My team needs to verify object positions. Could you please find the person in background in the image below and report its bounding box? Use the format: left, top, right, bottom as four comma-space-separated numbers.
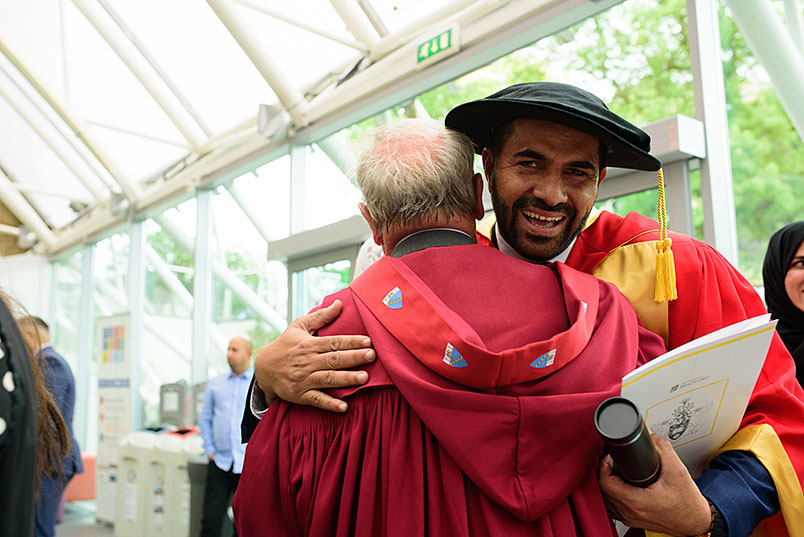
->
18, 316, 82, 537
353, 237, 384, 279
763, 220, 804, 386
199, 337, 254, 537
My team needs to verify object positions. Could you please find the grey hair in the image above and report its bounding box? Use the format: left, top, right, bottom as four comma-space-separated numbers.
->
356, 118, 476, 231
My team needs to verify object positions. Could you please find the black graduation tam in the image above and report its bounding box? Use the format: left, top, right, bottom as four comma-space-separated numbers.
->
445, 81, 661, 171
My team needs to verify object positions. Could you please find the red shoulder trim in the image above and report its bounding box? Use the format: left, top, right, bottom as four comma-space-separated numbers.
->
351, 257, 599, 389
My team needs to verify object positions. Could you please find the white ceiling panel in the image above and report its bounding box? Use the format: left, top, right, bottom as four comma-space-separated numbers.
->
103, 0, 280, 136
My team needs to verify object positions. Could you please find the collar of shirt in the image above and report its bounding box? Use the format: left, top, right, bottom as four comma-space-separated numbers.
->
35, 342, 52, 355
227, 366, 254, 380
494, 225, 576, 264
391, 228, 476, 258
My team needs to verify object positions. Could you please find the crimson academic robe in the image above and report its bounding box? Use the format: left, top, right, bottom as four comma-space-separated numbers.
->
234, 243, 666, 537
503, 209, 804, 535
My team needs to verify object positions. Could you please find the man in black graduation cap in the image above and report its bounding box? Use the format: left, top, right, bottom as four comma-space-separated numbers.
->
245, 82, 804, 537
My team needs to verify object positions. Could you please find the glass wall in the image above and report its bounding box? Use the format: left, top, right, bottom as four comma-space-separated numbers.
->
209, 183, 287, 376
288, 245, 356, 319
142, 204, 195, 425
291, 259, 352, 319
90, 232, 130, 451
51, 250, 83, 374
596, 189, 659, 221
719, 4, 804, 284
303, 143, 362, 231
244, 155, 292, 242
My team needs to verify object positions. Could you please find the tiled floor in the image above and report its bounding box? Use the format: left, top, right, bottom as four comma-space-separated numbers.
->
55, 500, 236, 537
56, 501, 113, 537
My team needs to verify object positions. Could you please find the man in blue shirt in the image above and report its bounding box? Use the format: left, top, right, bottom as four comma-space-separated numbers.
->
199, 337, 254, 537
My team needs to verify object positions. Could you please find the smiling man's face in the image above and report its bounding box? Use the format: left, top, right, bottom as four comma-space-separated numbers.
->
483, 119, 605, 262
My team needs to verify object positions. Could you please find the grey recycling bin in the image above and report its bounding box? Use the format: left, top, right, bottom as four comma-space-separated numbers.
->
187, 455, 235, 537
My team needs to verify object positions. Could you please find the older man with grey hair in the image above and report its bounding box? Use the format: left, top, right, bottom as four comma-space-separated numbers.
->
234, 118, 665, 536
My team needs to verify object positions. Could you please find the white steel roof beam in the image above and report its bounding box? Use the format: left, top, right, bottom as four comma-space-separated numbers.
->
0, 37, 143, 202
234, 0, 368, 51
0, 67, 107, 202
7, 182, 91, 203
0, 169, 57, 249
71, 0, 207, 147
86, 120, 193, 149
726, 0, 804, 143
206, 0, 310, 125
330, 0, 381, 51
356, 0, 389, 37
0, 223, 21, 237
784, 0, 804, 56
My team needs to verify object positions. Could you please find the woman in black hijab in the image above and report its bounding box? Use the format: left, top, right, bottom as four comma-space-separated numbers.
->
762, 221, 804, 386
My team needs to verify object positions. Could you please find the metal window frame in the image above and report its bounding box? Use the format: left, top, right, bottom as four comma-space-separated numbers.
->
191, 188, 212, 385
688, 0, 739, 265
127, 218, 144, 428
286, 243, 362, 320
75, 243, 94, 448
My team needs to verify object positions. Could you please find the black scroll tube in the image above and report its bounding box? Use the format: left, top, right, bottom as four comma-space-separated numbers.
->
594, 396, 662, 488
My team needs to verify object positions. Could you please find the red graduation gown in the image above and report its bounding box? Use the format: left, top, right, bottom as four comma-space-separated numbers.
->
234, 244, 666, 536
562, 210, 804, 533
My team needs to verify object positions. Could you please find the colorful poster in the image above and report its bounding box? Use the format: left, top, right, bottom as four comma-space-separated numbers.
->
95, 314, 133, 524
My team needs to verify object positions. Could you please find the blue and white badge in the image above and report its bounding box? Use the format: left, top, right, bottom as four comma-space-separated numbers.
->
530, 349, 556, 369
443, 343, 468, 368
382, 286, 403, 309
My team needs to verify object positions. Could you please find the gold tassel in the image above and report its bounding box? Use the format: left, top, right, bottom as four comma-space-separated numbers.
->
655, 238, 678, 302
654, 169, 678, 302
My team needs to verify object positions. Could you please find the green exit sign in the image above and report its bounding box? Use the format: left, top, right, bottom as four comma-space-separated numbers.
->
416, 25, 460, 67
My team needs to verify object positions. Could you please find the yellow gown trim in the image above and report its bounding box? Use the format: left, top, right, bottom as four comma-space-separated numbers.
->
647, 424, 803, 537
592, 241, 669, 346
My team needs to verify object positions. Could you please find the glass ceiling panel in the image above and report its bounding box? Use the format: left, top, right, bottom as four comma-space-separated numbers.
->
0, 91, 92, 228
62, 1, 188, 145
85, 124, 188, 186
0, 0, 67, 104
103, 0, 280, 137
225, 1, 358, 92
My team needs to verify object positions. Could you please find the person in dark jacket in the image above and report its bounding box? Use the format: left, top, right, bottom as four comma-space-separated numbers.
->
19, 316, 83, 537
